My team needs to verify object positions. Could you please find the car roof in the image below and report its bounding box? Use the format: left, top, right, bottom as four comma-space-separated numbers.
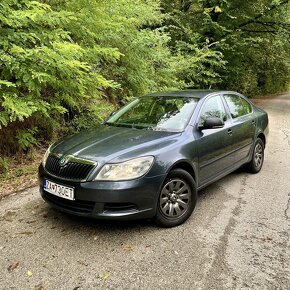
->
144, 90, 240, 99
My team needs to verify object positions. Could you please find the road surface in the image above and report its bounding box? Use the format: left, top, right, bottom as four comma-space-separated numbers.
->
0, 93, 289, 290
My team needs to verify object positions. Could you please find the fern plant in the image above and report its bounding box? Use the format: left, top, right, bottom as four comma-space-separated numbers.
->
16, 128, 39, 152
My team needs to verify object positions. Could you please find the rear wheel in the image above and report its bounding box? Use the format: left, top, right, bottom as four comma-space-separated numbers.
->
246, 138, 264, 173
154, 169, 197, 227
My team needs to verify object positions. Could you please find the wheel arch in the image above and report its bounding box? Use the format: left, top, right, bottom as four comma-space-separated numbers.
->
257, 132, 266, 148
167, 160, 197, 183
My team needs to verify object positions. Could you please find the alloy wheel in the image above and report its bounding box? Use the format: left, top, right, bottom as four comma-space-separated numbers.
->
254, 143, 263, 168
159, 178, 191, 218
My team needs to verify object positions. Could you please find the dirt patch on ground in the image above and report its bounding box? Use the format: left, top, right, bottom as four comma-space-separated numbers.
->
0, 149, 45, 200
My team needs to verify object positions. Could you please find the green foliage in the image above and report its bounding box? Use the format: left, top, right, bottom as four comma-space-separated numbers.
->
57, 0, 181, 100
160, 0, 290, 95
68, 100, 115, 133
0, 0, 289, 155
16, 127, 39, 151
0, 0, 117, 152
0, 157, 9, 176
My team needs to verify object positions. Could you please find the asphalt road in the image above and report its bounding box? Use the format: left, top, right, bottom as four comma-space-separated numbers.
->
0, 93, 289, 290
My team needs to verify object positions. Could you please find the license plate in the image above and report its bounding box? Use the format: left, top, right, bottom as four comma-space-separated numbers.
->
44, 179, 74, 201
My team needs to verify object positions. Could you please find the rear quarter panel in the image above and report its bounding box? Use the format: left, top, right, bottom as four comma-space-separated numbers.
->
254, 106, 269, 145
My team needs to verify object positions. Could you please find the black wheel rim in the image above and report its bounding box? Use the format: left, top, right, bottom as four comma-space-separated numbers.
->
159, 178, 191, 218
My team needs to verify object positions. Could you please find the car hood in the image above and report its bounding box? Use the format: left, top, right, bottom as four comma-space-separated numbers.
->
51, 125, 181, 163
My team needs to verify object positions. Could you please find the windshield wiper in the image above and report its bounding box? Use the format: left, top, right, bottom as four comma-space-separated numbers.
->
145, 126, 168, 132
104, 122, 135, 129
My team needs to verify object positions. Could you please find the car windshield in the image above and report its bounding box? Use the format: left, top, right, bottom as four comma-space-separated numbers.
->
105, 96, 199, 132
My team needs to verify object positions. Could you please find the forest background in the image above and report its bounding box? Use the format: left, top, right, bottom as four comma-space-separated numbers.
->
0, 0, 289, 188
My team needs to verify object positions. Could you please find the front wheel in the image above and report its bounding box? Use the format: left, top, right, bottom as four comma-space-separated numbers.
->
154, 169, 197, 227
246, 138, 264, 173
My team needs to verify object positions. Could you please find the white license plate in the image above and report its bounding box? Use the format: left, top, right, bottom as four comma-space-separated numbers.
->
44, 179, 74, 201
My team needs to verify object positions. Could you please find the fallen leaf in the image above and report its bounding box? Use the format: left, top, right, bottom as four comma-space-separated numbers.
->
34, 283, 47, 290
122, 244, 134, 252
26, 220, 37, 224
18, 231, 34, 236
102, 272, 110, 281
25, 203, 34, 210
27, 270, 33, 277
8, 261, 19, 272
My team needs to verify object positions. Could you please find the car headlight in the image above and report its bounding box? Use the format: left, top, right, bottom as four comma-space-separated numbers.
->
95, 156, 154, 181
42, 145, 52, 167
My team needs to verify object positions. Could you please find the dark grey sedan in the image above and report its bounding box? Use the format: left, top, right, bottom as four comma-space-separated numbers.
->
39, 90, 268, 227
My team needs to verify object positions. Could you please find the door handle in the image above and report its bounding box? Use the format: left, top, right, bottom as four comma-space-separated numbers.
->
251, 120, 256, 126
227, 129, 233, 136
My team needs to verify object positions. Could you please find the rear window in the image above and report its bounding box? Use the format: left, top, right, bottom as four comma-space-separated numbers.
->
224, 95, 252, 118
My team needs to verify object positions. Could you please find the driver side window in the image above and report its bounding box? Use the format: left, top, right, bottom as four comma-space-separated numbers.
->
199, 95, 226, 126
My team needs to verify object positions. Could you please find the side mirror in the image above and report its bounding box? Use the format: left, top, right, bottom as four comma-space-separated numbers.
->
199, 117, 224, 130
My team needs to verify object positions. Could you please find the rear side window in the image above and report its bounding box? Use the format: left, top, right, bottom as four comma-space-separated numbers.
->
224, 95, 252, 118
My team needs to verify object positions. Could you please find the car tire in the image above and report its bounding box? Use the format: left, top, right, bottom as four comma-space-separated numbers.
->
154, 169, 197, 227
246, 138, 264, 173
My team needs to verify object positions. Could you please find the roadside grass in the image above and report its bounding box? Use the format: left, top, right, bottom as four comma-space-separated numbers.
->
0, 149, 45, 199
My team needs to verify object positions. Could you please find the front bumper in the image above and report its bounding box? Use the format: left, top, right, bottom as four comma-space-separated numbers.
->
38, 164, 165, 220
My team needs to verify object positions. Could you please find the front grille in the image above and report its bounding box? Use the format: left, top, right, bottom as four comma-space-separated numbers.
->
42, 190, 95, 214
45, 155, 95, 180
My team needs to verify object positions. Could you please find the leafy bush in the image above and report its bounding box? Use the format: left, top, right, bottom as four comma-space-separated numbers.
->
16, 127, 39, 152
0, 0, 289, 156
161, 0, 290, 96
0, 0, 117, 153
0, 0, 181, 154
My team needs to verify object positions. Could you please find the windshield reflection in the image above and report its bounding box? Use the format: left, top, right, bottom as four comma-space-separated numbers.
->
106, 96, 199, 132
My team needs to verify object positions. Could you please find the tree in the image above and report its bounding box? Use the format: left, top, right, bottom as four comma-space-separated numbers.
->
0, 0, 120, 152
160, 0, 290, 95
0, 0, 178, 153
1, 0, 289, 154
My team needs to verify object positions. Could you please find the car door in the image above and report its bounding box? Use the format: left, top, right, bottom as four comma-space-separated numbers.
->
195, 95, 235, 185
223, 94, 256, 164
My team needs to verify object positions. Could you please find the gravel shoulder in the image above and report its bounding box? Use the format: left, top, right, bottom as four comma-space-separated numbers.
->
0, 93, 289, 290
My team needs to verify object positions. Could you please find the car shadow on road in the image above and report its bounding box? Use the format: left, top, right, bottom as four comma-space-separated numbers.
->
38, 202, 158, 235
